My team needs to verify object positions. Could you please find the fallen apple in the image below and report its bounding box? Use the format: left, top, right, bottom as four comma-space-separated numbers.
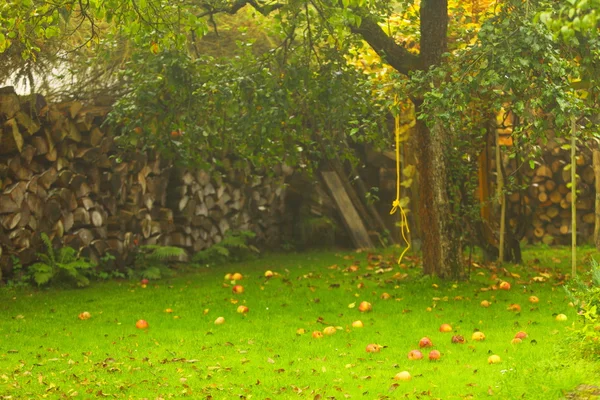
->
232, 272, 243, 281
451, 335, 465, 344
394, 371, 412, 381
407, 350, 423, 360
140, 279, 149, 285
232, 285, 244, 294
488, 354, 501, 364
365, 344, 381, 353
78, 311, 91, 320
556, 313, 568, 321
323, 326, 337, 335
352, 320, 364, 328
224, 273, 232, 280
439, 323, 453, 333
480, 300, 491, 308
236, 305, 249, 314
296, 328, 305, 335
514, 331, 528, 339
511, 338, 522, 345
529, 295, 539, 304
380, 292, 391, 300
312, 331, 323, 338
264, 270, 274, 278
165, 308, 173, 313
428, 350, 441, 361
471, 331, 485, 341
214, 316, 225, 325
418, 337, 433, 348
358, 301, 372, 312
136, 319, 149, 329
499, 281, 511, 290
508, 303, 521, 312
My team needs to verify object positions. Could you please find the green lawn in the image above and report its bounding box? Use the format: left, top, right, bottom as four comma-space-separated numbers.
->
1, 246, 599, 399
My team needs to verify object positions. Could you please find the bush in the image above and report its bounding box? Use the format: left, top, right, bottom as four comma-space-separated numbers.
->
192, 230, 259, 266
28, 233, 96, 287
130, 245, 187, 280
564, 258, 600, 359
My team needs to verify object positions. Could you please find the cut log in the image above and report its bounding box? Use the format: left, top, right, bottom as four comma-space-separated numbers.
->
0, 87, 21, 119
535, 165, 553, 178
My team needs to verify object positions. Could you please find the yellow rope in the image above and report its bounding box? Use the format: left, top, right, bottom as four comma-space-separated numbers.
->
390, 96, 411, 265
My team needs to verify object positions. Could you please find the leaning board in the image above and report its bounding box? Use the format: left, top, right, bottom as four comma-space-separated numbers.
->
321, 170, 373, 249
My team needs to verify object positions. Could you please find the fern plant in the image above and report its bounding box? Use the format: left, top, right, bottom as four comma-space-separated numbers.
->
193, 230, 259, 266
133, 245, 187, 279
29, 233, 96, 287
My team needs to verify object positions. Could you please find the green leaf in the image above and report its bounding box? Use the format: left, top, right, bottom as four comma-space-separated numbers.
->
0, 32, 6, 53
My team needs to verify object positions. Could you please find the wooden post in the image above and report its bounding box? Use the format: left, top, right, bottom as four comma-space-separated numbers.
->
495, 129, 505, 263
593, 148, 600, 250
571, 116, 577, 277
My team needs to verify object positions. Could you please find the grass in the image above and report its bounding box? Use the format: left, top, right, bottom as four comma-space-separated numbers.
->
1, 245, 600, 399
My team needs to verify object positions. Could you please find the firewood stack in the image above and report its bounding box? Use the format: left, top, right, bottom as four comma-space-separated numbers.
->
496, 137, 596, 245
0, 87, 286, 278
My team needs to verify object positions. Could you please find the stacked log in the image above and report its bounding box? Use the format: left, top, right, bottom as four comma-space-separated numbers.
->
0, 87, 286, 278
498, 137, 596, 245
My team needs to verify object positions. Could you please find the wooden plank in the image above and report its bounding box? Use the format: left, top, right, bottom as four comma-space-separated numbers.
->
321, 171, 373, 249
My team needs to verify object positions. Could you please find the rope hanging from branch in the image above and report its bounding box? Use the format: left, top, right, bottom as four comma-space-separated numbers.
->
390, 96, 413, 265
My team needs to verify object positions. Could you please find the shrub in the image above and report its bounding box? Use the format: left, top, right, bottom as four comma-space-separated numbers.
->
564, 258, 600, 359
28, 233, 96, 287
192, 230, 259, 266
131, 245, 187, 280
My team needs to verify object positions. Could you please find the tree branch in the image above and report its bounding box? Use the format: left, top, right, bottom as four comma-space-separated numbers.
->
351, 16, 422, 76
199, 0, 284, 18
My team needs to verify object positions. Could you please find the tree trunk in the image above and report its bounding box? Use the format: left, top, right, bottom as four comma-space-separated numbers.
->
413, 0, 462, 278
414, 119, 463, 278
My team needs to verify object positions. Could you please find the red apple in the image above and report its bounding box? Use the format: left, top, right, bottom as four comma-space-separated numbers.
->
140, 279, 149, 285
451, 335, 465, 344
232, 285, 244, 294
407, 350, 423, 360
136, 319, 149, 329
511, 338, 522, 344
418, 337, 433, 348
312, 331, 323, 338
365, 344, 382, 353
508, 303, 521, 312
529, 295, 539, 304
236, 305, 249, 314
78, 311, 91, 320
264, 270, 274, 278
499, 281, 511, 290
232, 272, 243, 281
224, 273, 232, 280
428, 350, 441, 361
439, 323, 453, 333
358, 301, 372, 312
514, 331, 528, 339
